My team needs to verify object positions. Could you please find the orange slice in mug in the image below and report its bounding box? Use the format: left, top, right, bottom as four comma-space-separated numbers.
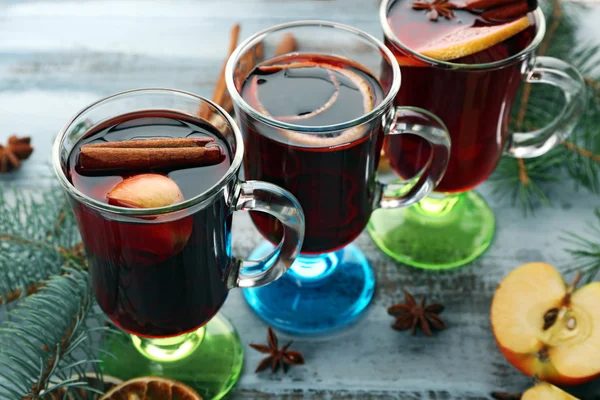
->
246, 60, 375, 147
418, 16, 532, 61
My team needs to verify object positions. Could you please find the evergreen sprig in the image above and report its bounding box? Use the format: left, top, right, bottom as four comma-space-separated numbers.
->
564, 208, 600, 283
0, 186, 86, 306
490, 0, 600, 211
0, 269, 105, 399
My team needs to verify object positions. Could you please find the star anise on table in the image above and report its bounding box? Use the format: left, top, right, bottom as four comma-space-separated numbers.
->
250, 327, 305, 373
388, 291, 447, 336
0, 135, 34, 173
412, 0, 458, 21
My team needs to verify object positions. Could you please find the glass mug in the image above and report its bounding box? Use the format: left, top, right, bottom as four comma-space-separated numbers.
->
52, 89, 305, 399
226, 21, 451, 335
369, 2, 587, 269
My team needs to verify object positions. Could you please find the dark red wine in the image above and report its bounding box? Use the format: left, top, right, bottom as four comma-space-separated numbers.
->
239, 54, 385, 254
384, 0, 536, 192
67, 111, 232, 338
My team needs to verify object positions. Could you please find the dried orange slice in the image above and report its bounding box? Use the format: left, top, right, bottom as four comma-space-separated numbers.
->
419, 16, 532, 61
100, 376, 202, 400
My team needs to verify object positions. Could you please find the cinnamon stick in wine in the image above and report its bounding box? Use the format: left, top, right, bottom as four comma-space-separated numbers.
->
87, 137, 214, 148
77, 138, 223, 172
481, 0, 536, 21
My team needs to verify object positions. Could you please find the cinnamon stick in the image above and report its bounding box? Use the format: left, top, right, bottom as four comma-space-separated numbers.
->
85, 137, 214, 148
481, 0, 536, 21
202, 26, 296, 118
275, 33, 297, 56
77, 138, 223, 172
199, 23, 241, 118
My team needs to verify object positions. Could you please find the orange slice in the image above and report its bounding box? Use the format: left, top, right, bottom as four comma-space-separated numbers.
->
100, 377, 202, 400
248, 61, 374, 147
419, 16, 532, 61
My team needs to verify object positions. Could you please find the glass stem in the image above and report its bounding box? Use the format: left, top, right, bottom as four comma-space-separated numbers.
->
131, 327, 206, 362
412, 192, 465, 217
287, 251, 342, 283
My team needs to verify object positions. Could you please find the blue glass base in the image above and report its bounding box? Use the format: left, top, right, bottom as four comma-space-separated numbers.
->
243, 242, 375, 336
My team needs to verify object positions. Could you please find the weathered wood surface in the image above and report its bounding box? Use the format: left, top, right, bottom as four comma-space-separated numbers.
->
1, 0, 600, 399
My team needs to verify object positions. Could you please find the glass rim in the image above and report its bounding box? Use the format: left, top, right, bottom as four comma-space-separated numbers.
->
52, 88, 244, 216
379, 0, 546, 70
225, 20, 401, 133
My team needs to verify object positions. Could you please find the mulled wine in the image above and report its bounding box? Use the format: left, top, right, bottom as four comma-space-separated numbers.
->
67, 111, 232, 338
384, 0, 536, 192
239, 54, 385, 254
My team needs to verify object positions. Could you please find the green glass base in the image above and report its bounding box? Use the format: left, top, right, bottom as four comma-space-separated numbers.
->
367, 191, 495, 270
100, 313, 244, 400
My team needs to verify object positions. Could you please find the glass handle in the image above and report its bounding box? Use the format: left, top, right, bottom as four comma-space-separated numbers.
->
229, 180, 305, 288
376, 106, 451, 209
506, 56, 586, 158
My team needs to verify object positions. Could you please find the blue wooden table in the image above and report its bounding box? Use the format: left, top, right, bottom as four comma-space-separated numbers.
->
1, 0, 599, 398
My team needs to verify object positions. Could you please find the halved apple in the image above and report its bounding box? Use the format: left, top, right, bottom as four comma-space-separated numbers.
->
522, 382, 579, 400
491, 262, 600, 385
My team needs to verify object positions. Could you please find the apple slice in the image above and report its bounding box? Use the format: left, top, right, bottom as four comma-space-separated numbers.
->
107, 173, 185, 208
491, 262, 600, 385
522, 382, 579, 400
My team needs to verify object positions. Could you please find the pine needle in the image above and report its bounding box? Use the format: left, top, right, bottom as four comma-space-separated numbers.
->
0, 186, 85, 306
493, 0, 600, 211
563, 209, 600, 283
0, 270, 105, 399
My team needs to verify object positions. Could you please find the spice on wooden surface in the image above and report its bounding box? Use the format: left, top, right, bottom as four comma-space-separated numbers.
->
202, 25, 298, 118
250, 327, 305, 373
388, 290, 447, 336
0, 135, 34, 173
274, 33, 298, 56
198, 23, 241, 118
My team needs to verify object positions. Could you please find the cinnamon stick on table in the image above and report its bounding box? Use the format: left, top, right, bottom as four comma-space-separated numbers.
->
199, 24, 241, 118
274, 33, 297, 56
201, 26, 298, 117
77, 138, 223, 173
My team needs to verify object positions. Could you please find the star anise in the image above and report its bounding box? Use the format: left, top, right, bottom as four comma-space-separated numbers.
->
250, 327, 304, 373
388, 291, 447, 336
412, 0, 458, 21
0, 135, 34, 173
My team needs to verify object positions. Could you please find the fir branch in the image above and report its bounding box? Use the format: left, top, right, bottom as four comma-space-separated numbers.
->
0, 269, 105, 399
564, 209, 600, 283
493, 0, 600, 210
585, 76, 600, 93
515, 0, 562, 127
563, 141, 600, 163
564, 87, 600, 193
490, 149, 565, 213
0, 187, 85, 306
